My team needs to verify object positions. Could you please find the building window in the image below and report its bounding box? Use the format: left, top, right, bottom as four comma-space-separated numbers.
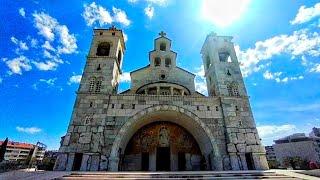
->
132, 104, 135, 109
111, 104, 114, 109
85, 115, 92, 125
95, 78, 102, 92
215, 106, 219, 111
96, 42, 111, 56
165, 58, 171, 67
160, 43, 166, 51
235, 106, 239, 111
112, 32, 115, 36
89, 77, 96, 92
218, 52, 230, 62
100, 32, 103, 35
121, 104, 124, 109
97, 64, 101, 71
227, 84, 233, 96
155, 57, 161, 66
117, 50, 122, 65
197, 106, 199, 110
206, 56, 211, 69
89, 102, 93, 107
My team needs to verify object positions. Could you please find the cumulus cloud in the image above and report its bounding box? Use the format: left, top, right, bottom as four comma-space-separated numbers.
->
42, 41, 55, 51
68, 74, 82, 84
263, 70, 303, 83
123, 32, 128, 42
33, 61, 58, 71
4, 56, 32, 75
236, 29, 320, 77
19, 8, 26, 17
33, 12, 77, 54
144, 5, 154, 19
120, 72, 131, 83
310, 63, 320, 73
257, 124, 296, 145
290, 3, 320, 25
112, 7, 131, 26
16, 126, 42, 134
82, 2, 131, 27
128, 0, 168, 6
11, 36, 29, 52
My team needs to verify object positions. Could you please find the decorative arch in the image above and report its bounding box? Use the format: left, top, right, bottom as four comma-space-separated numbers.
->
109, 105, 222, 171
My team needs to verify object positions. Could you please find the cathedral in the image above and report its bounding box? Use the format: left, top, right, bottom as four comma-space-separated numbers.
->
54, 26, 269, 171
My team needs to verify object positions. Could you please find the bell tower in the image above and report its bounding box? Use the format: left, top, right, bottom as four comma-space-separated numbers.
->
201, 32, 268, 170
78, 26, 126, 94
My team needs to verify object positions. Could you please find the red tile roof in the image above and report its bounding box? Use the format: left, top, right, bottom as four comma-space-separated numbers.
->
0, 141, 34, 149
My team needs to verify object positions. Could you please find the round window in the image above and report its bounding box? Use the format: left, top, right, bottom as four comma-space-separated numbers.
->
160, 74, 166, 80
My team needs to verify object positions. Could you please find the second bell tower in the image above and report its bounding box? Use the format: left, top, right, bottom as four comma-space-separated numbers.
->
78, 26, 126, 94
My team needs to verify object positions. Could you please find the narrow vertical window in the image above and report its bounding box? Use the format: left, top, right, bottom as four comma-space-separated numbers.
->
95, 77, 102, 92
96, 42, 111, 56
117, 50, 122, 65
155, 57, 161, 66
132, 104, 135, 109
165, 58, 171, 67
160, 43, 166, 51
89, 77, 96, 92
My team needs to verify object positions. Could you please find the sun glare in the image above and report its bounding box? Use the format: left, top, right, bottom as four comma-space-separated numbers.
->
201, 0, 251, 27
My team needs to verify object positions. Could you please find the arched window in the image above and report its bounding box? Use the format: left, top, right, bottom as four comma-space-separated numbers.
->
117, 50, 122, 64
96, 42, 111, 56
95, 77, 103, 92
89, 77, 96, 92
160, 43, 166, 51
165, 58, 171, 67
155, 57, 161, 66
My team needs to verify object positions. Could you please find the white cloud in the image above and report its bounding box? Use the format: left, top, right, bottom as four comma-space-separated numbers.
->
83, 3, 131, 27
290, 3, 320, 25
263, 70, 282, 80
42, 41, 55, 51
120, 72, 131, 83
30, 38, 38, 48
19, 8, 26, 17
236, 29, 320, 77
33, 61, 58, 71
16, 126, 42, 134
146, 0, 168, 6
11, 36, 29, 51
4, 56, 32, 75
68, 75, 82, 84
194, 65, 208, 95
33, 12, 58, 41
310, 63, 320, 73
263, 70, 303, 83
112, 7, 131, 26
56, 25, 77, 54
39, 78, 57, 86
257, 124, 296, 145
33, 12, 77, 54
144, 5, 154, 19
82, 2, 113, 26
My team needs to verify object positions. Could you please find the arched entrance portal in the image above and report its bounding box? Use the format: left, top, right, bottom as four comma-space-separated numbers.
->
122, 121, 203, 171
109, 105, 223, 171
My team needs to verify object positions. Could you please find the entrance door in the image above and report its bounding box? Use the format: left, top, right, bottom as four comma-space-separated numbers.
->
156, 147, 170, 171
245, 153, 255, 170
141, 152, 149, 171
178, 152, 186, 171
72, 153, 83, 171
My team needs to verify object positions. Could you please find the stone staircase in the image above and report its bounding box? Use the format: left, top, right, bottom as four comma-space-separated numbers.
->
58, 171, 302, 179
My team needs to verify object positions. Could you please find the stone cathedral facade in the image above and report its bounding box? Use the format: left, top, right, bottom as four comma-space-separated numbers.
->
54, 26, 268, 171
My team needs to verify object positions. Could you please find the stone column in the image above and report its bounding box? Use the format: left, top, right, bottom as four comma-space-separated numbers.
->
157, 86, 160, 95
66, 153, 75, 171
170, 87, 174, 95
181, 90, 185, 96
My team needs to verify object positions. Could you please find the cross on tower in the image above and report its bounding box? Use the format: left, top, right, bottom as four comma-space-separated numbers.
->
159, 31, 166, 37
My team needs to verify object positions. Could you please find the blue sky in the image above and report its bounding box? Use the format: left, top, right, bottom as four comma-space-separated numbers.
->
0, 0, 319, 150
